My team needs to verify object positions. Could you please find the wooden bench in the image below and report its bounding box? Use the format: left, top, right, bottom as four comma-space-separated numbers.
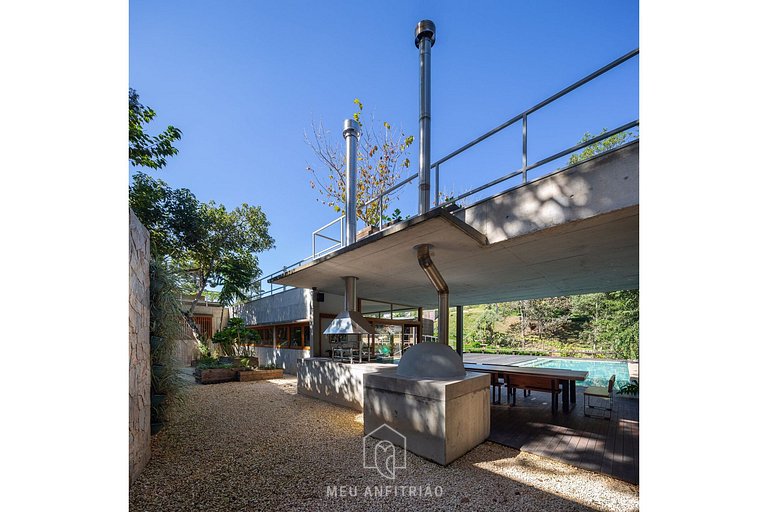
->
504, 374, 562, 414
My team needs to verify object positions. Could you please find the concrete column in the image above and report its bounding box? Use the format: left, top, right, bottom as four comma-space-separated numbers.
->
456, 305, 464, 356
417, 307, 423, 343
311, 287, 321, 357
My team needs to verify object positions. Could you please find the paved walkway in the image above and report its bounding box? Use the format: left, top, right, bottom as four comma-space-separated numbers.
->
131, 376, 639, 511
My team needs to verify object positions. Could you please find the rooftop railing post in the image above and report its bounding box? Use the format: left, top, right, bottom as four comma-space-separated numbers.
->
343, 119, 360, 247
415, 20, 436, 215
522, 113, 528, 183
434, 164, 440, 207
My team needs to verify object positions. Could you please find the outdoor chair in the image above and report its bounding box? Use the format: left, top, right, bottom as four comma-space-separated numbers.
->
490, 372, 506, 405
505, 374, 561, 414
584, 374, 616, 420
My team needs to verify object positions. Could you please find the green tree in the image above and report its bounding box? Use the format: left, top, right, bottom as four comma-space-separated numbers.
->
306, 98, 414, 226
129, 88, 183, 169
568, 128, 637, 165
522, 297, 573, 341
211, 317, 258, 357
175, 200, 275, 311
129, 172, 202, 259
593, 290, 639, 359
130, 174, 275, 332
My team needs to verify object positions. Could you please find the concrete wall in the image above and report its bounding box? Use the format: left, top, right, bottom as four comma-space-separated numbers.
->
252, 346, 310, 375
129, 209, 151, 484
457, 142, 639, 244
297, 358, 394, 410
174, 338, 198, 367
363, 371, 490, 466
238, 288, 311, 325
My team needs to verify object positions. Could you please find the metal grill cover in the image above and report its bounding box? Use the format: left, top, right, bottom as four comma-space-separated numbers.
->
396, 342, 466, 380
323, 310, 375, 335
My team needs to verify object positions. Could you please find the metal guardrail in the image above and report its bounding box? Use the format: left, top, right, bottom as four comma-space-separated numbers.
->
250, 49, 640, 299
432, 49, 639, 209
245, 256, 314, 301
310, 48, 638, 259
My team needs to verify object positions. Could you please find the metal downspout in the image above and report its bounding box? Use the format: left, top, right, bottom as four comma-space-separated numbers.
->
416, 244, 448, 344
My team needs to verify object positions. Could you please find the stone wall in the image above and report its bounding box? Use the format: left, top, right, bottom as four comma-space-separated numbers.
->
129, 209, 151, 485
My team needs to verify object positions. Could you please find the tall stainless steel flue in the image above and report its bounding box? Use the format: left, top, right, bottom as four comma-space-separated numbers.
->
343, 119, 360, 246
416, 244, 449, 344
415, 20, 435, 215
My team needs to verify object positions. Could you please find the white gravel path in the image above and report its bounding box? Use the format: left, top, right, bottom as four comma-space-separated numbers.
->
130, 376, 638, 511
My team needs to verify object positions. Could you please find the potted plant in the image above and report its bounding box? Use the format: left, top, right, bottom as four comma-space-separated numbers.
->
617, 379, 639, 398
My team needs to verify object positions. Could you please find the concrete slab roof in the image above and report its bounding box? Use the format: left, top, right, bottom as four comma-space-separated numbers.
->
272, 204, 638, 308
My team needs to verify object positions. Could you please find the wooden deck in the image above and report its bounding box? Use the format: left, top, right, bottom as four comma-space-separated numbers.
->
487, 385, 639, 484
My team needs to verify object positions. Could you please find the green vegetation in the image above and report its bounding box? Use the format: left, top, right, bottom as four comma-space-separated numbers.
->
447, 290, 639, 359
568, 128, 637, 165
129, 89, 275, 338
149, 260, 186, 424
306, 98, 414, 226
618, 379, 639, 396
211, 318, 260, 358
129, 88, 182, 170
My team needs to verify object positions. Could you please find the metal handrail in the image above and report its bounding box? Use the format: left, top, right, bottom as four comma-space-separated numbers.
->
245, 255, 315, 301
300, 49, 638, 262
434, 120, 639, 209
431, 48, 638, 168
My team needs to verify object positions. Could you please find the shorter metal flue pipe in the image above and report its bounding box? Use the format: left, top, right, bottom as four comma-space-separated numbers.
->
343, 119, 360, 246
416, 244, 449, 344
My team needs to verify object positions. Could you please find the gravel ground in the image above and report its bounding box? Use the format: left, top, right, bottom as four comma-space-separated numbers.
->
130, 377, 638, 511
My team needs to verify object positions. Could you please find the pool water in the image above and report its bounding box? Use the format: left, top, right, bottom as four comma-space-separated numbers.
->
517, 358, 631, 390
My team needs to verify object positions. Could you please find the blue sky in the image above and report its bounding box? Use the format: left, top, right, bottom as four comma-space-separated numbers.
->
129, 0, 638, 280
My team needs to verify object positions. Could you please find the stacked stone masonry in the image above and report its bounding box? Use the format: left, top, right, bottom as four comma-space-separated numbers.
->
129, 209, 151, 484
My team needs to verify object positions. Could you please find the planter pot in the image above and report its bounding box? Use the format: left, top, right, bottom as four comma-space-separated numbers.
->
443, 203, 460, 213
238, 368, 284, 381
194, 368, 237, 384
356, 225, 379, 239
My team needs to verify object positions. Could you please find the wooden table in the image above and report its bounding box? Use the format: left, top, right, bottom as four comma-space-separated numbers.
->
464, 363, 588, 412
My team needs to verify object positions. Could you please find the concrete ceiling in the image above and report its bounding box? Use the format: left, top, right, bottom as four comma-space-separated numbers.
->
272, 206, 638, 308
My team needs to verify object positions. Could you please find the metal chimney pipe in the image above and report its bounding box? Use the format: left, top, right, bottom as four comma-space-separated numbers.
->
415, 20, 435, 215
344, 275, 358, 312
343, 119, 361, 246
416, 244, 449, 344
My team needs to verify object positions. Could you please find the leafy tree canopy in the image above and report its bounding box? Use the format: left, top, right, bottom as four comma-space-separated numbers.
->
128, 89, 275, 317
129, 88, 183, 170
131, 172, 275, 311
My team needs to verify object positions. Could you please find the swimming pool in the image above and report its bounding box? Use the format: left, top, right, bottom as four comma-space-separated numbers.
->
517, 358, 631, 390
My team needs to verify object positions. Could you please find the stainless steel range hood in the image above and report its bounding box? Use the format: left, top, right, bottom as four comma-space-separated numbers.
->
323, 276, 375, 335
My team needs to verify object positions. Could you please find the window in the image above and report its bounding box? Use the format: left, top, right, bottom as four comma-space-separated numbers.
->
276, 326, 289, 348
289, 326, 303, 349
250, 322, 310, 349
247, 327, 273, 347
